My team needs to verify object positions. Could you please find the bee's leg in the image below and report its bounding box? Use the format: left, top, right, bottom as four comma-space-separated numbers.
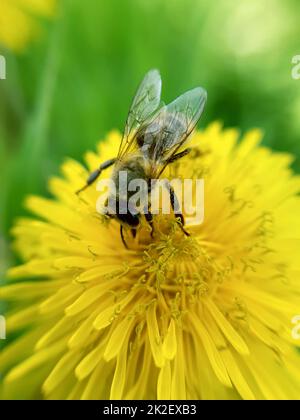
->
120, 225, 129, 249
167, 182, 190, 237
76, 158, 117, 194
145, 211, 154, 237
166, 148, 191, 164
131, 229, 137, 239
143, 201, 154, 237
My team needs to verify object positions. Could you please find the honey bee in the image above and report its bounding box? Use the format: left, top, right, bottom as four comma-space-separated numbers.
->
77, 70, 207, 247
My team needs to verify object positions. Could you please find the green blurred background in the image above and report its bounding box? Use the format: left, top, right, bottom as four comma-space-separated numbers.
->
0, 0, 300, 273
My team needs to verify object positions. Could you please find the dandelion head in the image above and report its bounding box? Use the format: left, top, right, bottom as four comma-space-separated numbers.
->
1, 123, 300, 400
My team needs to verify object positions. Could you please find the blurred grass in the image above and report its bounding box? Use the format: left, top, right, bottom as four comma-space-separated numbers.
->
0, 0, 300, 246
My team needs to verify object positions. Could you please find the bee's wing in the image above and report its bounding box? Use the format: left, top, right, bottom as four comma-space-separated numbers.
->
142, 87, 207, 175
118, 69, 162, 158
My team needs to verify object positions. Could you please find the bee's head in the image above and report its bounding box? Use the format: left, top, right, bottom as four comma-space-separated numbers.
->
101, 198, 140, 228
117, 212, 140, 228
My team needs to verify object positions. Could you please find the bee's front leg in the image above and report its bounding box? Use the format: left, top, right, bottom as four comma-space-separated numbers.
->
166, 181, 190, 237
145, 210, 154, 237
120, 225, 129, 249
76, 158, 117, 194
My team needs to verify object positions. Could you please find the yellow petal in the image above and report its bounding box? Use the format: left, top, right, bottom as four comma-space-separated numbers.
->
205, 300, 249, 355
162, 319, 177, 360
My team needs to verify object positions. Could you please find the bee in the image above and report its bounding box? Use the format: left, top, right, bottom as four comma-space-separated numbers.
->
77, 70, 207, 248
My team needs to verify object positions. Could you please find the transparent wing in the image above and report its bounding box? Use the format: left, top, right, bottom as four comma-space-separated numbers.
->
118, 69, 162, 158
140, 87, 207, 175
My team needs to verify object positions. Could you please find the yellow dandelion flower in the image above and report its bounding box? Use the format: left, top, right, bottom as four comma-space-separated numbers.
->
1, 123, 300, 400
0, 0, 56, 52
